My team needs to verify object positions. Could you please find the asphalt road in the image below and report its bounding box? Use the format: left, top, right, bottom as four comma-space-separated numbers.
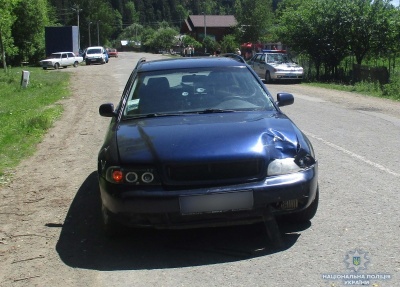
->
1, 52, 398, 287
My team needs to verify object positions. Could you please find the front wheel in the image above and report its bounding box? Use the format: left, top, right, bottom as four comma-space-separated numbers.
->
54, 63, 60, 69
73, 61, 78, 67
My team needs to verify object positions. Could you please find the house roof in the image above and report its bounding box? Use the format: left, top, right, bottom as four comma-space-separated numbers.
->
188, 15, 237, 28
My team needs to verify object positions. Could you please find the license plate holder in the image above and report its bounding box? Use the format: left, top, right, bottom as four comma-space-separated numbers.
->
179, 190, 254, 215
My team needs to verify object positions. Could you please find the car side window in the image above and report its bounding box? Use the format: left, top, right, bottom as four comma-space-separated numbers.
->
62, 53, 67, 59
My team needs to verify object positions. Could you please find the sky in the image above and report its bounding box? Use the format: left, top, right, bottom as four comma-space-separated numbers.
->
391, 0, 399, 7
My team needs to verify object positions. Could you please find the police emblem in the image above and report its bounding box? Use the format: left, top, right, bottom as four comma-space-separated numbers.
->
345, 249, 370, 272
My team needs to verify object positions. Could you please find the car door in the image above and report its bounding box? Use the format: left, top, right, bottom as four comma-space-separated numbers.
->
257, 54, 267, 77
67, 53, 75, 65
249, 54, 259, 75
253, 54, 264, 77
61, 53, 69, 67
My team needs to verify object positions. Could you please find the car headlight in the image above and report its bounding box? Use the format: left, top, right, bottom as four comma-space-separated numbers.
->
267, 158, 301, 176
105, 166, 160, 185
268, 152, 316, 176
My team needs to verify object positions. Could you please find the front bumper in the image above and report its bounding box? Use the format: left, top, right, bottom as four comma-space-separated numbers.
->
41, 61, 55, 68
86, 57, 103, 63
99, 164, 318, 228
271, 71, 303, 80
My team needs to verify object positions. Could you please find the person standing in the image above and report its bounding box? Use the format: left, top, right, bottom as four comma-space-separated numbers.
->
216, 46, 221, 56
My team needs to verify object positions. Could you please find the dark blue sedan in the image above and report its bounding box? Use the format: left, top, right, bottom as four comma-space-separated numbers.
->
98, 55, 318, 236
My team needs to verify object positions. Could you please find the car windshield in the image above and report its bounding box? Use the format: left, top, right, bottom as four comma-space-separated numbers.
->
267, 53, 289, 64
122, 66, 276, 118
87, 49, 101, 54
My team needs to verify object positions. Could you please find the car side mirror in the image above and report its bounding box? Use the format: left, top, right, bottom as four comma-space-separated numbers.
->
276, 93, 294, 107
99, 103, 116, 117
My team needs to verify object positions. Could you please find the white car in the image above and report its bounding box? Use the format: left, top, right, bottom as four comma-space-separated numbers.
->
40, 52, 83, 70
85, 46, 108, 65
248, 50, 304, 83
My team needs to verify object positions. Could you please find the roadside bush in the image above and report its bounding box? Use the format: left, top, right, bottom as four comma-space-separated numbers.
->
382, 73, 400, 101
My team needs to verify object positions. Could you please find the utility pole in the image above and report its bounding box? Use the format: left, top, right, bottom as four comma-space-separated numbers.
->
97, 20, 100, 46
88, 22, 92, 46
71, 5, 82, 50
203, 13, 207, 53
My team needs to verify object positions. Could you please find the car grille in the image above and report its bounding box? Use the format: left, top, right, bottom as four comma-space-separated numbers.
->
165, 159, 264, 184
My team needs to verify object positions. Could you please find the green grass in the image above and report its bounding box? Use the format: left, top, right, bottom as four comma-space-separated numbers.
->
304, 72, 400, 101
0, 67, 70, 184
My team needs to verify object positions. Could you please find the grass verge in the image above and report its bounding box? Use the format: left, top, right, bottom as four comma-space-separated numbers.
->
304, 72, 400, 101
0, 67, 70, 184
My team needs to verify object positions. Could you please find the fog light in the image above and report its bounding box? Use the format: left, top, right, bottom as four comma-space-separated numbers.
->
126, 172, 138, 183
277, 200, 298, 210
142, 172, 154, 183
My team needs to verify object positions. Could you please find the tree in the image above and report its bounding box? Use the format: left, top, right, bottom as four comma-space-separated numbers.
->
346, 0, 396, 65
0, 0, 20, 71
220, 34, 239, 53
11, 0, 53, 65
236, 0, 274, 43
145, 26, 178, 52
124, 1, 139, 24
277, 0, 399, 80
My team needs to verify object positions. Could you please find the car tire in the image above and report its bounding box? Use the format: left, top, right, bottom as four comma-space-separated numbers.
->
54, 63, 60, 69
265, 71, 272, 83
86, 60, 90, 65
282, 186, 319, 223
43, 67, 47, 70
73, 61, 79, 67
101, 203, 123, 237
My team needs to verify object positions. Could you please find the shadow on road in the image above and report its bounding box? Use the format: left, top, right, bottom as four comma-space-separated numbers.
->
55, 171, 310, 271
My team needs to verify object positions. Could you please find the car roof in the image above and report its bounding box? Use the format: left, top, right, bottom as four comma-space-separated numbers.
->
137, 56, 247, 73
261, 49, 287, 54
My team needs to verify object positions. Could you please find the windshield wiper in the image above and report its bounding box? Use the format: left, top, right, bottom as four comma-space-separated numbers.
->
124, 109, 236, 119
197, 109, 236, 114
125, 113, 184, 119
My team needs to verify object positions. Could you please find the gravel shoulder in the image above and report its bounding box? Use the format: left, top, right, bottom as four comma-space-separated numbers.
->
0, 56, 121, 286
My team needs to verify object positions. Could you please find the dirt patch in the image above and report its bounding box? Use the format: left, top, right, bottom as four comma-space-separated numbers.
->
0, 57, 121, 286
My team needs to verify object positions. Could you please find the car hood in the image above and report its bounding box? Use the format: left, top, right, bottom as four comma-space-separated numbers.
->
269, 62, 302, 70
41, 58, 59, 62
115, 112, 303, 164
